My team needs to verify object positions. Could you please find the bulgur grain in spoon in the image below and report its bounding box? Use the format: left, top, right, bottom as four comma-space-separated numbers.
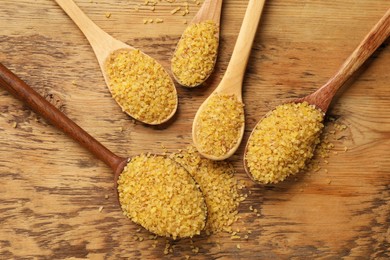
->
55, 0, 177, 125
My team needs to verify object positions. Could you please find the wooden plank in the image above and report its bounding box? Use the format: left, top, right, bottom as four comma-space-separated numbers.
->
0, 0, 389, 258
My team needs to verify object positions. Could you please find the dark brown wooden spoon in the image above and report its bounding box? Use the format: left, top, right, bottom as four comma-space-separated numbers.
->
0, 62, 206, 238
244, 8, 390, 181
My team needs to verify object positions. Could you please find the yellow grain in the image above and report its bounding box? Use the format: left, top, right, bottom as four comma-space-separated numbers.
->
194, 94, 244, 157
172, 146, 242, 234
105, 49, 177, 125
117, 154, 206, 239
171, 20, 218, 87
245, 102, 324, 184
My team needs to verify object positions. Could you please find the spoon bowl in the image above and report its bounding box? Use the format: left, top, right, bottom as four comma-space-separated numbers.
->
171, 0, 223, 87
244, 8, 390, 182
55, 0, 178, 125
0, 63, 206, 239
192, 0, 267, 160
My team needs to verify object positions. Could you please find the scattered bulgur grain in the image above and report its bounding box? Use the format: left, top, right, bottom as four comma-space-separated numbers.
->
194, 93, 244, 158
172, 145, 242, 234
12, 122, 17, 128
171, 20, 219, 87
192, 246, 199, 253
105, 12, 111, 18
236, 244, 241, 249
98, 206, 104, 212
170, 6, 181, 14
117, 154, 206, 239
105, 49, 177, 125
245, 102, 324, 184
104, 194, 109, 199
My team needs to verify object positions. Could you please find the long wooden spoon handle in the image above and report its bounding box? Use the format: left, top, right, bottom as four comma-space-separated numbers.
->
54, 0, 123, 63
221, 0, 266, 87
0, 63, 126, 172
312, 8, 390, 112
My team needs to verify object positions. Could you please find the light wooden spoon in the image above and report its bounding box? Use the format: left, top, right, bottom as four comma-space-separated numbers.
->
192, 0, 267, 160
244, 8, 390, 180
171, 0, 223, 87
54, 0, 177, 125
0, 62, 207, 238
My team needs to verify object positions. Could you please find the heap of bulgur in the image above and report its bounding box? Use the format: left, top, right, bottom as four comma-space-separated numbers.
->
171, 20, 219, 87
194, 93, 245, 158
117, 154, 206, 239
172, 146, 244, 233
105, 49, 177, 125
245, 102, 325, 184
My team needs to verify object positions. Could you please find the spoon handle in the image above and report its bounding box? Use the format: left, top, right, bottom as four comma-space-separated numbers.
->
220, 0, 266, 93
54, 0, 127, 65
191, 0, 223, 24
0, 63, 126, 173
309, 8, 390, 112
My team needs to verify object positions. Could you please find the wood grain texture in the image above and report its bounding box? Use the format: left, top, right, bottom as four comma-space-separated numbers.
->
0, 0, 389, 259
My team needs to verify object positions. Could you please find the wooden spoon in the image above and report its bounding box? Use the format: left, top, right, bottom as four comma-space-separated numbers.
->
0, 63, 206, 238
244, 8, 390, 180
192, 0, 267, 160
54, 0, 177, 125
171, 0, 223, 87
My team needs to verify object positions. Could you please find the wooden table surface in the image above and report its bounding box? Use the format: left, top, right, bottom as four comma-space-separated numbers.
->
1, 0, 389, 259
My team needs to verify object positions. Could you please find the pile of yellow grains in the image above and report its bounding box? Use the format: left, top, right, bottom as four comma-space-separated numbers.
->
117, 154, 207, 239
171, 20, 219, 87
105, 49, 177, 124
245, 102, 325, 184
172, 146, 245, 234
194, 93, 245, 157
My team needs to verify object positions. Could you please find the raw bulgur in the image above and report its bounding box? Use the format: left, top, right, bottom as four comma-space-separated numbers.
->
105, 49, 177, 125
245, 102, 324, 184
194, 93, 244, 158
117, 154, 206, 239
172, 146, 244, 233
171, 20, 219, 87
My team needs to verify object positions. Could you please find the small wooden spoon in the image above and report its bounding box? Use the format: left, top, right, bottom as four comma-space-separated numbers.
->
244, 8, 390, 179
0, 63, 206, 238
54, 0, 177, 125
192, 0, 267, 160
171, 0, 223, 87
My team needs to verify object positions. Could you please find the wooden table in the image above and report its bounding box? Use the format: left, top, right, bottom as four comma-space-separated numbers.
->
1, 0, 389, 258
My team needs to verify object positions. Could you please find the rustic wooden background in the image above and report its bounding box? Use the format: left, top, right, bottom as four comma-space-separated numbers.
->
0, 0, 389, 259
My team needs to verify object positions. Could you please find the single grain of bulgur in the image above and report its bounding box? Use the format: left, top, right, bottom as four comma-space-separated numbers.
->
194, 94, 244, 158
245, 102, 324, 183
105, 49, 177, 125
117, 154, 206, 239
171, 20, 219, 87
